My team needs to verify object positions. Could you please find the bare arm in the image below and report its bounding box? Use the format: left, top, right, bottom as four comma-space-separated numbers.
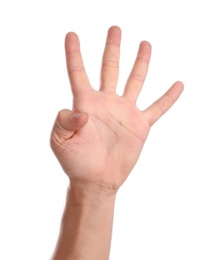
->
50, 26, 184, 260
51, 184, 116, 260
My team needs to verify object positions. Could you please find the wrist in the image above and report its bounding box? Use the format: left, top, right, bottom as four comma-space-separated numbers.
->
67, 179, 117, 206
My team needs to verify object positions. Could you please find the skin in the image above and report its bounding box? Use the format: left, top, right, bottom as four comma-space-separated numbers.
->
50, 26, 184, 260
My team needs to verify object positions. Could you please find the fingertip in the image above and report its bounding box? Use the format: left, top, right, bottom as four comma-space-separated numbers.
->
137, 41, 152, 62
170, 81, 184, 98
65, 32, 80, 52
56, 109, 88, 132
175, 81, 184, 90
107, 26, 122, 45
108, 25, 121, 33
71, 111, 89, 129
65, 31, 79, 41
139, 40, 152, 51
72, 111, 88, 123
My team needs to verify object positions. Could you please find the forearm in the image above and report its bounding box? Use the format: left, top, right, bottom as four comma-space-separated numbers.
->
51, 181, 117, 260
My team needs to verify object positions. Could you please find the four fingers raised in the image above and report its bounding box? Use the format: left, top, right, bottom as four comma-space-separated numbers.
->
65, 26, 183, 126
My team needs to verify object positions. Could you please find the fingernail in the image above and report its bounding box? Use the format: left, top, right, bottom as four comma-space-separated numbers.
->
72, 113, 83, 120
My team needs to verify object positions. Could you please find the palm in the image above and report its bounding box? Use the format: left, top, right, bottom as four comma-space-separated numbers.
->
77, 90, 148, 177
51, 26, 183, 190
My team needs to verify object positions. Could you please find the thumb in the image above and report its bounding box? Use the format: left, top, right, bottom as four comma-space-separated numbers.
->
51, 109, 88, 142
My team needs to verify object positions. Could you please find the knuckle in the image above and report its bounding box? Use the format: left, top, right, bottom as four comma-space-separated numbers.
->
130, 73, 145, 83
102, 60, 119, 68
67, 66, 85, 74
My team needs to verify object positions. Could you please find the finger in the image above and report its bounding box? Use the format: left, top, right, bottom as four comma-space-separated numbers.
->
100, 26, 121, 93
143, 81, 184, 126
51, 109, 89, 143
65, 32, 92, 95
123, 41, 151, 101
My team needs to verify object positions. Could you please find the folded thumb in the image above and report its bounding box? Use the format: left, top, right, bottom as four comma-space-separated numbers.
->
52, 109, 88, 140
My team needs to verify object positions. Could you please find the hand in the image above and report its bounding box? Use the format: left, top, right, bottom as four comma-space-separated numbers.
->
50, 26, 184, 192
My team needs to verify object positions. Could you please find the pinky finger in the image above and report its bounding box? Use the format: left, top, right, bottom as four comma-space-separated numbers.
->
143, 81, 184, 126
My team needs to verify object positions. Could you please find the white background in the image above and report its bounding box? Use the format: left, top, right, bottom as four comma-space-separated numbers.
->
0, 0, 210, 259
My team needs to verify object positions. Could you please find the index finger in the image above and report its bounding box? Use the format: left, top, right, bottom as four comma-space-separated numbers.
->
65, 32, 92, 94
